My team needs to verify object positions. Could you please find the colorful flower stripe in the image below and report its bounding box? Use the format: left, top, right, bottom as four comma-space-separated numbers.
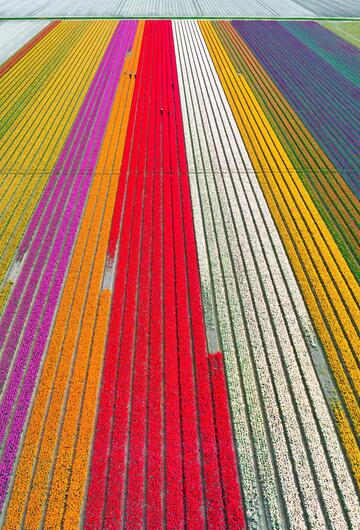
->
212, 20, 360, 282
85, 20, 244, 529
2, 20, 141, 530
0, 20, 123, 509
174, 19, 359, 528
281, 22, 360, 87
199, 19, 360, 487
233, 21, 360, 199
0, 21, 117, 366
0, 21, 115, 303
0, 22, 84, 139
0, 19, 358, 529
0, 282, 12, 315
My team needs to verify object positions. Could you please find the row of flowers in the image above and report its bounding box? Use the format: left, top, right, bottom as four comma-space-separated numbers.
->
86, 21, 244, 529
200, 19, 360, 489
213, 20, 360, 282
0, 20, 117, 293
0, 21, 129, 512
1, 21, 139, 528
176, 19, 360, 528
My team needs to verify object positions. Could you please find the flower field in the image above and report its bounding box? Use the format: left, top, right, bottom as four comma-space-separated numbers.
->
0, 18, 359, 529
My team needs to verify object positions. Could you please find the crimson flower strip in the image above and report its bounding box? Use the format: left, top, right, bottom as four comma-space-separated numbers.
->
85, 20, 244, 529
0, 21, 137, 509
208, 353, 245, 529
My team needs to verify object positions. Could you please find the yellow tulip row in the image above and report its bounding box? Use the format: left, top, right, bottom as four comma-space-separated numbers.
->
0, 22, 84, 175
3, 21, 144, 529
0, 22, 72, 114
199, 20, 360, 485
0, 282, 12, 315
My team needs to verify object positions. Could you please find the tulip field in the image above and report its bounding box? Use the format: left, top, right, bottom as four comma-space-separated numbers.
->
0, 18, 359, 529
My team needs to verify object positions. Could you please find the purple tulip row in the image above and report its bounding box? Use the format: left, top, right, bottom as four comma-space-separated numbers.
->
233, 20, 360, 199
284, 21, 360, 76
0, 20, 137, 509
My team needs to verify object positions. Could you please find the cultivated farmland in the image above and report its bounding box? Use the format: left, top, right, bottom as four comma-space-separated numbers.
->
0, 18, 359, 529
